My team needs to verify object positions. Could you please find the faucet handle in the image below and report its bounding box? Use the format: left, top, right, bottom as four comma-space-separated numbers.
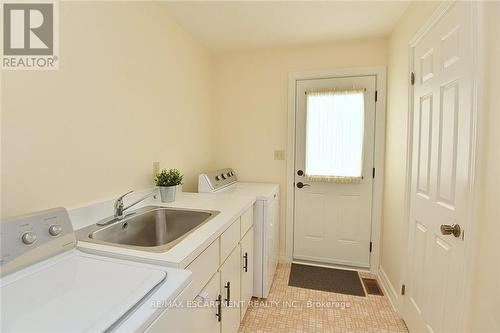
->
114, 190, 133, 218
116, 190, 134, 202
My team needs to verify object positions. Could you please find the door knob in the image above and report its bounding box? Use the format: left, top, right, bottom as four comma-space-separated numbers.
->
296, 182, 310, 189
440, 224, 461, 238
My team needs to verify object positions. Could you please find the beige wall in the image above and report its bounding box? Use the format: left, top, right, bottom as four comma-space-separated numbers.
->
380, 0, 441, 296
1, 2, 213, 217
468, 2, 500, 331
212, 39, 388, 256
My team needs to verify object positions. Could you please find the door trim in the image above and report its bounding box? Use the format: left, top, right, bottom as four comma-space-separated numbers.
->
284, 66, 387, 275
400, 1, 481, 329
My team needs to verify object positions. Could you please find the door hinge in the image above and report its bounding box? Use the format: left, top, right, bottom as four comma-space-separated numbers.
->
372, 168, 376, 179
369, 242, 373, 253
401, 284, 406, 295
375, 90, 378, 102
410, 72, 415, 85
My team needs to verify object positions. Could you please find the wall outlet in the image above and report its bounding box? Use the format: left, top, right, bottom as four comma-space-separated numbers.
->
153, 161, 160, 177
274, 150, 285, 160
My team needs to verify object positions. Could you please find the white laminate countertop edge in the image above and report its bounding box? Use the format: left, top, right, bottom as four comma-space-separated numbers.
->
71, 191, 255, 268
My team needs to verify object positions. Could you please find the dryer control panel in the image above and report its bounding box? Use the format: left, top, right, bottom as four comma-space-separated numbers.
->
199, 168, 238, 193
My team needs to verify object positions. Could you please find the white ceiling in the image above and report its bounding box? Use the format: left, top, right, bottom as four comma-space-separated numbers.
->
161, 1, 411, 53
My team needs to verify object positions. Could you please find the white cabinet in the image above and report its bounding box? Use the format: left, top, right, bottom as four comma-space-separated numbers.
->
193, 272, 221, 333
145, 283, 193, 333
240, 227, 254, 321
265, 196, 279, 296
240, 207, 253, 237
186, 240, 220, 301
174, 206, 254, 333
220, 219, 241, 265
220, 245, 241, 333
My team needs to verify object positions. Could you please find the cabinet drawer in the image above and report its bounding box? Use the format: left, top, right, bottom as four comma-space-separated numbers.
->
186, 239, 219, 301
220, 218, 240, 265
240, 206, 254, 238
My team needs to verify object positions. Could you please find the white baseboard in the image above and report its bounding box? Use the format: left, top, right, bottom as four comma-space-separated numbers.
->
279, 255, 292, 263
378, 267, 400, 313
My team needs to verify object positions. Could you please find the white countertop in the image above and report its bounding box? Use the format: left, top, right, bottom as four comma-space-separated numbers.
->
72, 191, 255, 268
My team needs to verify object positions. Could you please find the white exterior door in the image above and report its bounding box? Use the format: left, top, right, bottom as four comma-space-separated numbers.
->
293, 75, 377, 267
403, 2, 474, 332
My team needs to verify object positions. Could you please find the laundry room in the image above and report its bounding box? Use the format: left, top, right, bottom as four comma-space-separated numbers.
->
1, 1, 499, 332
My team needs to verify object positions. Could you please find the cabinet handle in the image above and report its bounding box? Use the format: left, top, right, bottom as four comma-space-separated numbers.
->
224, 281, 231, 305
243, 252, 248, 272
216, 294, 222, 322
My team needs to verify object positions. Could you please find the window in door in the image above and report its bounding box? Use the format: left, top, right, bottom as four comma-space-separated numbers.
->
304, 88, 365, 183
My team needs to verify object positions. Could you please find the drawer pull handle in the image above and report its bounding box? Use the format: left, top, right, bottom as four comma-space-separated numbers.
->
243, 252, 248, 272
224, 281, 231, 305
216, 294, 222, 322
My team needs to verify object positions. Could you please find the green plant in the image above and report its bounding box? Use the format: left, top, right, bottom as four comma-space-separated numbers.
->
155, 168, 183, 187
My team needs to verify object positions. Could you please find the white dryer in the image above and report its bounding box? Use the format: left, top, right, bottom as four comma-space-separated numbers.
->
199, 168, 279, 298
0, 208, 191, 332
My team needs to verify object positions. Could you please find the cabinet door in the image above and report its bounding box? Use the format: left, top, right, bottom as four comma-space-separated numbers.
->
240, 227, 254, 321
220, 244, 241, 333
193, 271, 222, 333
145, 284, 193, 333
264, 195, 279, 297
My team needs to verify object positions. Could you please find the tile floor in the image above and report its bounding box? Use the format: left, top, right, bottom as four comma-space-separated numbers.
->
239, 263, 408, 333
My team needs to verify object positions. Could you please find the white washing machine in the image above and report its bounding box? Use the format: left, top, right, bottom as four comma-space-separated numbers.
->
0, 208, 191, 332
199, 168, 279, 298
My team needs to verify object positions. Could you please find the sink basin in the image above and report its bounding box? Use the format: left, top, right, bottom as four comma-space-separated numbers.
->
77, 206, 219, 252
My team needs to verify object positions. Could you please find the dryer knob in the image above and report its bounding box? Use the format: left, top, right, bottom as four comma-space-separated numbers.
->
215, 175, 221, 181
221, 174, 226, 180
21, 231, 37, 245
49, 224, 63, 236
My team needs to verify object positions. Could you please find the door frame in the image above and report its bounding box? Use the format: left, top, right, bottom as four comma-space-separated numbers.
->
284, 66, 387, 275
399, 1, 482, 329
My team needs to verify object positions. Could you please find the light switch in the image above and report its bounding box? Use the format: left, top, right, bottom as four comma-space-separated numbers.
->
274, 150, 285, 160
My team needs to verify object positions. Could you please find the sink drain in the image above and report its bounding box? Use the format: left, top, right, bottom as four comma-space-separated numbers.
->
122, 222, 129, 229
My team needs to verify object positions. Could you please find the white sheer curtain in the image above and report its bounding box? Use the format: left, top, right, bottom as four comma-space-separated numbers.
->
305, 88, 365, 184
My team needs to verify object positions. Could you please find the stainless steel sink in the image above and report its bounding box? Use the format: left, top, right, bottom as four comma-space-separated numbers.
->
77, 206, 219, 252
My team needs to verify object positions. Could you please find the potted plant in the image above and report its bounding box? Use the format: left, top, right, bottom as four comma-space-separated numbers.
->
155, 168, 183, 203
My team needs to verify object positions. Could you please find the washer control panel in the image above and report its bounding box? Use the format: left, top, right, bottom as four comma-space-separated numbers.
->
1, 207, 75, 269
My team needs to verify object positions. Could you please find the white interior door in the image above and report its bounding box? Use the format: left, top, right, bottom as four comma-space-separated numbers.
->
403, 2, 474, 332
293, 75, 377, 267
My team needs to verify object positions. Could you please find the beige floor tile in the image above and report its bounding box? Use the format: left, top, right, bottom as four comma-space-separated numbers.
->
239, 264, 408, 333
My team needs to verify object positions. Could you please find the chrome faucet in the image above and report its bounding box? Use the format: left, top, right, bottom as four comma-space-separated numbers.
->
97, 190, 157, 226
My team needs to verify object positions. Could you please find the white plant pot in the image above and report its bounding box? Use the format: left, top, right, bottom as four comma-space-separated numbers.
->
159, 186, 176, 203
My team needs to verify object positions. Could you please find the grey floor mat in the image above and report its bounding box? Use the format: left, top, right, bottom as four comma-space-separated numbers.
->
288, 263, 366, 297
